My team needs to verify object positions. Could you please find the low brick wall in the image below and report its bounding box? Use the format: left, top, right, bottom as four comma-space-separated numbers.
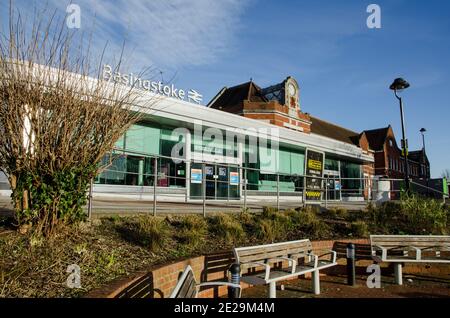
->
87, 238, 449, 298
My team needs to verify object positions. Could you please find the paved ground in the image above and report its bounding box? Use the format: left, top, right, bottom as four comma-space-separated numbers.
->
0, 194, 368, 216
241, 273, 450, 298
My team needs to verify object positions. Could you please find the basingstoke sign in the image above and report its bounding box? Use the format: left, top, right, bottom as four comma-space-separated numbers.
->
102, 64, 203, 104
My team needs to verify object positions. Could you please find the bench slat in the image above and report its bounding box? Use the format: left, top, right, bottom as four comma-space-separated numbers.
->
236, 242, 311, 257
176, 271, 196, 298
239, 247, 312, 264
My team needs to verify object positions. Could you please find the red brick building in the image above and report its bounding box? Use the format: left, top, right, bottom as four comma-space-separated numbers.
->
363, 126, 430, 198
208, 76, 375, 201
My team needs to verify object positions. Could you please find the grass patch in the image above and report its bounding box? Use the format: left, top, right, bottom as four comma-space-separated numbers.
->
253, 219, 280, 243
174, 215, 208, 249
325, 207, 348, 220
2, 195, 448, 297
210, 213, 246, 244
350, 221, 369, 238
115, 216, 168, 251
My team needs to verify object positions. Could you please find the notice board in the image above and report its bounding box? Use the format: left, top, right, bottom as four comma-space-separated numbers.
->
305, 149, 324, 202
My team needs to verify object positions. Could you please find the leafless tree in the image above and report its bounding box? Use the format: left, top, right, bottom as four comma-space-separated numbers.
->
0, 2, 159, 235
442, 169, 450, 179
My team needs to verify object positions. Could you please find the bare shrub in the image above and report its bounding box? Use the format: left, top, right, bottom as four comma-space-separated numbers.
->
368, 196, 448, 235
0, 4, 158, 235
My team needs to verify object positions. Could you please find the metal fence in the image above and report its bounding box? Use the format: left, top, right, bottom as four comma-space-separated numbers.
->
84, 150, 449, 217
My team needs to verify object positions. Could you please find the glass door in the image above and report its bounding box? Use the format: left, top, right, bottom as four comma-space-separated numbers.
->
217, 165, 228, 200
189, 163, 203, 199
189, 163, 240, 200
205, 165, 216, 199
325, 174, 341, 201
229, 166, 240, 200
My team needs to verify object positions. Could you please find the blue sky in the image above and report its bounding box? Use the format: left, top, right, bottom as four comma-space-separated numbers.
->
2, 0, 450, 177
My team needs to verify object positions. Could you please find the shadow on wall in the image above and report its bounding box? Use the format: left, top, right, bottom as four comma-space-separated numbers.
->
114, 250, 235, 298
115, 273, 163, 298
200, 250, 235, 298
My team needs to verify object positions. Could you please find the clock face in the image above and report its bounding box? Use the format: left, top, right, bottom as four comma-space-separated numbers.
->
288, 83, 296, 96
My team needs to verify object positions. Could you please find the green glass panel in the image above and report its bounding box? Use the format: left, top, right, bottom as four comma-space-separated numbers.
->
161, 129, 185, 157
340, 161, 361, 190
278, 149, 291, 174
325, 158, 339, 171
191, 130, 236, 156
115, 135, 125, 149
259, 146, 277, 174
290, 152, 305, 175
125, 124, 160, 155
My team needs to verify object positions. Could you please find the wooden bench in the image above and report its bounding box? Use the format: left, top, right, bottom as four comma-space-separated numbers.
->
370, 235, 450, 285
169, 265, 241, 298
233, 239, 337, 298
115, 273, 155, 298
332, 241, 373, 261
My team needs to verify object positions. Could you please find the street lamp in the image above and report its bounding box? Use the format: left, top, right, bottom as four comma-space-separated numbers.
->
420, 128, 427, 152
390, 78, 410, 192
420, 128, 429, 182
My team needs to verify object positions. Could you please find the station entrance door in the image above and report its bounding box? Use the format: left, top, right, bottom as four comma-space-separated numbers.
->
189, 163, 240, 200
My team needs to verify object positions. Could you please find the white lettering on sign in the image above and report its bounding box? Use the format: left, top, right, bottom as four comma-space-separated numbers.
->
102, 64, 202, 104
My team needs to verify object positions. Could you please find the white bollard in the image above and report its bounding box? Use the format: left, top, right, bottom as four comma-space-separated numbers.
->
394, 263, 403, 285
312, 270, 320, 295
268, 281, 277, 298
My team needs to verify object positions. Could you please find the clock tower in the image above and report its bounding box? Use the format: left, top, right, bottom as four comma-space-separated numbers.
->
209, 76, 311, 133
285, 77, 300, 116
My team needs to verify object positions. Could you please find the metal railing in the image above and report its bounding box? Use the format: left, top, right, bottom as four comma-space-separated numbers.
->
85, 149, 449, 217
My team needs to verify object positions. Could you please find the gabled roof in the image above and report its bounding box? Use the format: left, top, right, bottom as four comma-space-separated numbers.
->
310, 116, 361, 146
408, 150, 429, 164
208, 78, 367, 150
363, 126, 390, 151
207, 81, 268, 112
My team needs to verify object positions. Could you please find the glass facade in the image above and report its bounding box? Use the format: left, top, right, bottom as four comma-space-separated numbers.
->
244, 144, 305, 193
95, 120, 366, 200
340, 161, 362, 197
96, 123, 187, 188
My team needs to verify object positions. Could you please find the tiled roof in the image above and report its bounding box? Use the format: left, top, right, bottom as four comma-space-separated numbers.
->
408, 150, 428, 164
208, 79, 366, 149
310, 116, 361, 146
363, 127, 390, 151
208, 81, 267, 112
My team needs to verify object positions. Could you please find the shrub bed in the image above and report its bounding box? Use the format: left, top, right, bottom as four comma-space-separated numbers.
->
1, 195, 448, 297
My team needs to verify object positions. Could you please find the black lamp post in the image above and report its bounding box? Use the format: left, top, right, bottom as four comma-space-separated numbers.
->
420, 128, 427, 153
420, 128, 429, 181
390, 78, 410, 192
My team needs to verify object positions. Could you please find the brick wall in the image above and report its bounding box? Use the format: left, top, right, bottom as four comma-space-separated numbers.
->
87, 238, 449, 298
242, 100, 312, 133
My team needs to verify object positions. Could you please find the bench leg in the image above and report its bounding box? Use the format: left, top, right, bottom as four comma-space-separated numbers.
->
312, 270, 320, 295
394, 263, 403, 285
268, 282, 277, 298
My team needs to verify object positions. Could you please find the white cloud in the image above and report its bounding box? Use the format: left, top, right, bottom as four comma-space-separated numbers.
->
8, 0, 249, 69
86, 0, 248, 67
